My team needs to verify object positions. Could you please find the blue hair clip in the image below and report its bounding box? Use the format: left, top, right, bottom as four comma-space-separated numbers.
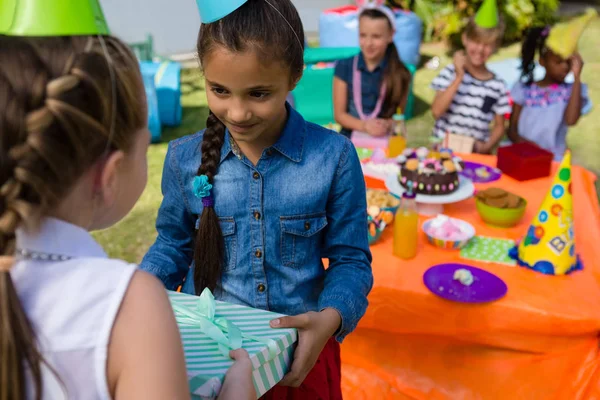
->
193, 175, 215, 207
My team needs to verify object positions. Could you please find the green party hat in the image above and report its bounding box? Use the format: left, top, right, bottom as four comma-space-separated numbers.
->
474, 0, 499, 29
0, 0, 110, 37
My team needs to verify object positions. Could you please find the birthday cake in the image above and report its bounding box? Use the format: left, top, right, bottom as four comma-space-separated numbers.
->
398, 148, 464, 196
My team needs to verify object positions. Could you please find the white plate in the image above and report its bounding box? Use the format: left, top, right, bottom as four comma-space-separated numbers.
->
361, 162, 400, 182
385, 174, 475, 205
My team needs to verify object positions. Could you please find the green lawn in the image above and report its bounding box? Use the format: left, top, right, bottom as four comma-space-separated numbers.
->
93, 22, 600, 262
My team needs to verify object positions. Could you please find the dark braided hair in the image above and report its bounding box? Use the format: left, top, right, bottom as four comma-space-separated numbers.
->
520, 26, 550, 85
194, 0, 304, 293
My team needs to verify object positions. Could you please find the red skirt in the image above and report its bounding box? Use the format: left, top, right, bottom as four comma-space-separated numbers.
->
260, 337, 342, 400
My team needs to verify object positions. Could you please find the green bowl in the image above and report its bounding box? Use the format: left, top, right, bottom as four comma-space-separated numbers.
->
475, 198, 527, 228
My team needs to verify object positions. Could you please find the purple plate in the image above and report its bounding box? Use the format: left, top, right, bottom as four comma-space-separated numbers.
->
423, 263, 508, 303
460, 161, 502, 183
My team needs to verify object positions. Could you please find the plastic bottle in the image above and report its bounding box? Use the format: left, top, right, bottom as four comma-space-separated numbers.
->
388, 107, 407, 158
393, 191, 419, 259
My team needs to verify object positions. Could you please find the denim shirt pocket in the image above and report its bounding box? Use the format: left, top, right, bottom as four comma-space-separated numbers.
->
280, 213, 328, 268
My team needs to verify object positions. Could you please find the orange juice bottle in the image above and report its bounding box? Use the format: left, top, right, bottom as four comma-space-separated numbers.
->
393, 192, 419, 259
388, 108, 407, 158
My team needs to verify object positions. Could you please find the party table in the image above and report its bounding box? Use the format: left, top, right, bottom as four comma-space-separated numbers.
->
340, 154, 600, 399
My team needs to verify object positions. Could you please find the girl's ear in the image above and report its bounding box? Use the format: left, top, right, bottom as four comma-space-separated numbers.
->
461, 32, 468, 48
289, 73, 303, 92
95, 150, 126, 209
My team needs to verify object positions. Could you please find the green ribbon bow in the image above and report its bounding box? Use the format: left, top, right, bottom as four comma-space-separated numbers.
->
172, 288, 280, 359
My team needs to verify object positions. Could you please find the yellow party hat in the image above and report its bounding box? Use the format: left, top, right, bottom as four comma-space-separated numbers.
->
546, 8, 597, 60
510, 151, 582, 275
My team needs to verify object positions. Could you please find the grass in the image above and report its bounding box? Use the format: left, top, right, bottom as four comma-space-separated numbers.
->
93, 21, 600, 262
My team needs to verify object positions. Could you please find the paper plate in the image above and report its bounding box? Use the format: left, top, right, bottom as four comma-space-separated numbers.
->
460, 161, 502, 183
423, 263, 508, 303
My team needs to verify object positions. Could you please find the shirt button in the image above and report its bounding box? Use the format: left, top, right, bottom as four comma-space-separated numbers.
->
304, 221, 311, 231
255, 249, 262, 258
257, 283, 266, 293
254, 211, 261, 220
253, 171, 260, 180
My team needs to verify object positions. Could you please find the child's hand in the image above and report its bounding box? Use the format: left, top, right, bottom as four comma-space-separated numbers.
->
270, 308, 341, 388
364, 119, 389, 137
570, 53, 584, 79
474, 140, 491, 154
218, 349, 256, 400
453, 51, 467, 77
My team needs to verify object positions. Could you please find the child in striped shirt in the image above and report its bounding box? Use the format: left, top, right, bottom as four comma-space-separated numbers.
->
430, 0, 511, 154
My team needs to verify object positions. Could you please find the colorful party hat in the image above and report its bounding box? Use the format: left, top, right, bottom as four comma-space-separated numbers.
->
0, 0, 109, 36
474, 0, 499, 29
546, 8, 597, 60
510, 151, 582, 275
196, 0, 248, 24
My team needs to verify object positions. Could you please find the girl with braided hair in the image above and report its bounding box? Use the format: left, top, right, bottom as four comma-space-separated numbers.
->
0, 35, 253, 400
141, 0, 373, 397
508, 23, 590, 161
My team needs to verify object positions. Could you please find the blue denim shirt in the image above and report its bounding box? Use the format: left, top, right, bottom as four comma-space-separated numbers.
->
141, 106, 373, 341
334, 52, 387, 138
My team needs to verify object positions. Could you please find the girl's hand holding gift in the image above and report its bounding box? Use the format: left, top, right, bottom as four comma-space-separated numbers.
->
219, 349, 256, 400
270, 308, 341, 388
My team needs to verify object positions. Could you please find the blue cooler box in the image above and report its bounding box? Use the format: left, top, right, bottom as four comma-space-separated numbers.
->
141, 72, 162, 143
140, 61, 182, 127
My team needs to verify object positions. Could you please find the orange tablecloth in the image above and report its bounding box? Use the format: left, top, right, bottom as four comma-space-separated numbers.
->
341, 154, 600, 400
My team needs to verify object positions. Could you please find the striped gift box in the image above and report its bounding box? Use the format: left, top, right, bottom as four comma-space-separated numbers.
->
168, 291, 297, 399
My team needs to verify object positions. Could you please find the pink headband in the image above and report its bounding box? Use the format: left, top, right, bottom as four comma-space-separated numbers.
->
359, 4, 397, 31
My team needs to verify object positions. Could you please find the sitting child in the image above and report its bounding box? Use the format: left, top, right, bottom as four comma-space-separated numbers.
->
333, 2, 411, 140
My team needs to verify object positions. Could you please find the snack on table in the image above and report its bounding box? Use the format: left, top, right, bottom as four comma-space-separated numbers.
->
367, 189, 400, 210
425, 215, 472, 242
453, 268, 474, 286
397, 147, 465, 195
476, 187, 525, 209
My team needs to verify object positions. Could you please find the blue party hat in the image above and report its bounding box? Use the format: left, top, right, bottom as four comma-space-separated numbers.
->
197, 0, 248, 24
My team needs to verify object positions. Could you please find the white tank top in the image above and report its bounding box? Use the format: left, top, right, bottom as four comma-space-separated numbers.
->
10, 218, 137, 400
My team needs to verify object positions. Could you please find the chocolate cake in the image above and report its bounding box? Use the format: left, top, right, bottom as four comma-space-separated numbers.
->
397, 148, 464, 196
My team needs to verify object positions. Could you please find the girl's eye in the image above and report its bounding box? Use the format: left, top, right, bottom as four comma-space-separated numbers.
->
250, 91, 269, 99
211, 87, 228, 96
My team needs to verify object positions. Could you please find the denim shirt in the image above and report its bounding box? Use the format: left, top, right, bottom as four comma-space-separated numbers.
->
141, 105, 373, 341
334, 52, 387, 138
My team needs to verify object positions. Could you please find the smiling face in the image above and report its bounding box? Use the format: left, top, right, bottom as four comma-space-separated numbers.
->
540, 49, 571, 84
203, 47, 295, 147
462, 34, 496, 68
359, 15, 394, 64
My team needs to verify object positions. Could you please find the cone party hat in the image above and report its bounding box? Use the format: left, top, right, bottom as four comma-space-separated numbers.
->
197, 0, 249, 24
0, 0, 109, 36
510, 151, 582, 275
546, 8, 597, 60
474, 0, 499, 29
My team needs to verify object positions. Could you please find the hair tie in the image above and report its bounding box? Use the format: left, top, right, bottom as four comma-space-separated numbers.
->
541, 26, 551, 37
193, 175, 215, 208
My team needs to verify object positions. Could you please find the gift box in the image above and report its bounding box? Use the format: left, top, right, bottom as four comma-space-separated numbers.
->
168, 290, 297, 399
497, 143, 553, 181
